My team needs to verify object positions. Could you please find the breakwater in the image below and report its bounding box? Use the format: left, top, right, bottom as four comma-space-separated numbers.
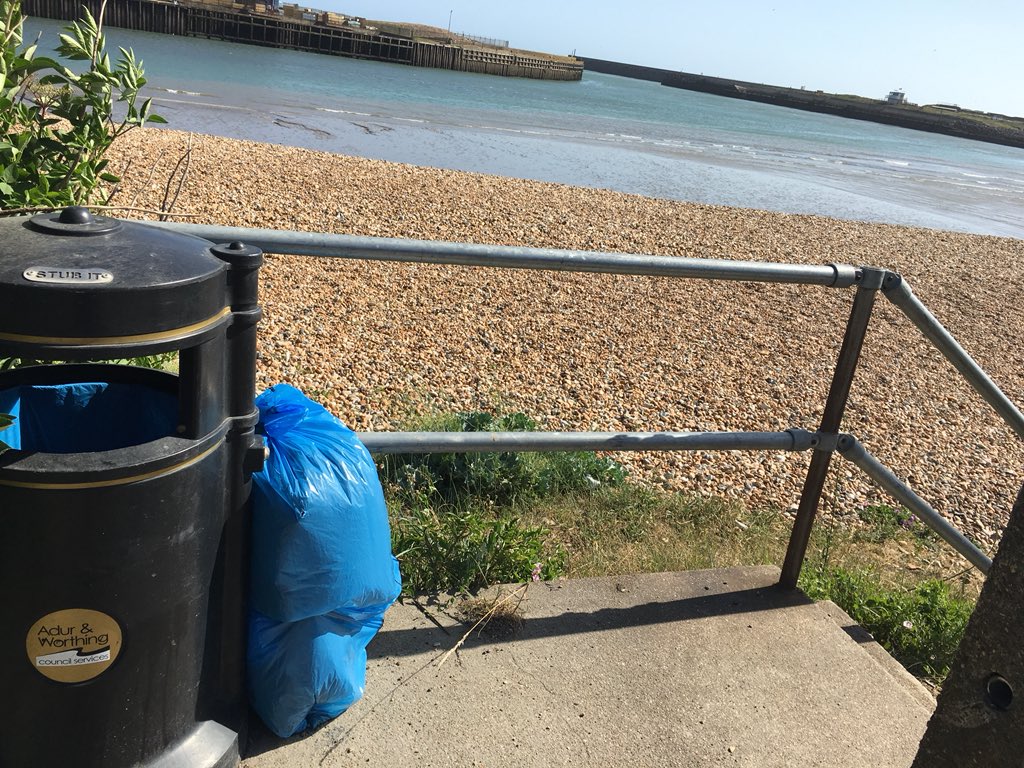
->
22, 0, 583, 80
581, 57, 1024, 149
579, 57, 674, 83
662, 72, 1024, 149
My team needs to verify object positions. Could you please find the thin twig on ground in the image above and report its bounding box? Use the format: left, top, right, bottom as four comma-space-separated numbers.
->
160, 133, 193, 221
123, 147, 169, 209
436, 583, 528, 669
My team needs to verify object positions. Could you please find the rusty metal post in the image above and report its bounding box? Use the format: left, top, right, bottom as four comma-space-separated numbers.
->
779, 269, 885, 588
912, 482, 1024, 767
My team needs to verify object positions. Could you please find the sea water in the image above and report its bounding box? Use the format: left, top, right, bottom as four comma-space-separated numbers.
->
24, 18, 1024, 237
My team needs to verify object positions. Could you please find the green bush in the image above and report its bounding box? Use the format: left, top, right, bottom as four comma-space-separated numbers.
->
391, 498, 565, 595
529, 447, 627, 498
379, 410, 621, 594
381, 411, 536, 506
1, 0, 164, 209
1, 352, 176, 371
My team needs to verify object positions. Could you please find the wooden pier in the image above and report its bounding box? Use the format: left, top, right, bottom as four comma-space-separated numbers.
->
21, 0, 583, 80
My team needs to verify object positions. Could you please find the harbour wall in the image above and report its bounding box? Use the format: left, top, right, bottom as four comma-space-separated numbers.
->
662, 72, 1024, 149
22, 0, 583, 81
579, 57, 675, 83
580, 56, 1024, 149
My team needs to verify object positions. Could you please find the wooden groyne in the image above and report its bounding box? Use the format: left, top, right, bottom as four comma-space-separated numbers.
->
22, 0, 583, 80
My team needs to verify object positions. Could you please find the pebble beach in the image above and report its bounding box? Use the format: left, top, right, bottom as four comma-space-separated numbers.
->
108, 128, 1024, 550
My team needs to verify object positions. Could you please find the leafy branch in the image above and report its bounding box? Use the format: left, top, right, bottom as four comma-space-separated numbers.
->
0, 0, 165, 209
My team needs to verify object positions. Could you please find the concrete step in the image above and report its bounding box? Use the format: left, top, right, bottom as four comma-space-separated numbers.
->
243, 566, 933, 767
812, 598, 937, 713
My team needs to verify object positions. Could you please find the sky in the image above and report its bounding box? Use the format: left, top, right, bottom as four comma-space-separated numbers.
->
327, 1, 1024, 117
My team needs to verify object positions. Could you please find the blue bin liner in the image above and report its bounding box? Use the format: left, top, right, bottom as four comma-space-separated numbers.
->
0, 382, 177, 452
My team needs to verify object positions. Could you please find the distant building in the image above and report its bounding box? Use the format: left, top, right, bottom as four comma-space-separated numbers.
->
885, 89, 907, 105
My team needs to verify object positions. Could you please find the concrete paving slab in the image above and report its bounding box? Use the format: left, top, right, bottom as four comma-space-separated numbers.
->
243, 566, 932, 768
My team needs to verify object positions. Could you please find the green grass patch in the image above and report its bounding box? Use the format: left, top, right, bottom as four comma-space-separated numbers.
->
855, 502, 938, 544
531, 486, 788, 578
800, 564, 973, 685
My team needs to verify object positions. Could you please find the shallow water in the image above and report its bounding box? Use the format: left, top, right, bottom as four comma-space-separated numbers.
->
25, 18, 1024, 237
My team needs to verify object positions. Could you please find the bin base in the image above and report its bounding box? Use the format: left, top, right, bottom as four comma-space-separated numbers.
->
146, 720, 238, 768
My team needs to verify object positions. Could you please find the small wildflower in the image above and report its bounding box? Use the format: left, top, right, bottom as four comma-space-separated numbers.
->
531, 562, 542, 583
902, 620, 914, 630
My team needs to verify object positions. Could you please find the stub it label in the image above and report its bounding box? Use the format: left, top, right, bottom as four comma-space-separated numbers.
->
23, 267, 113, 284
26, 609, 122, 683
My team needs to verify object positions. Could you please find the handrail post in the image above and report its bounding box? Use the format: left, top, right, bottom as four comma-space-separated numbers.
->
780, 268, 885, 588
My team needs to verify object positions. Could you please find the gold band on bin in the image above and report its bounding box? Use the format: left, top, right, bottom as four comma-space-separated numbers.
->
0, 441, 221, 490
0, 307, 231, 346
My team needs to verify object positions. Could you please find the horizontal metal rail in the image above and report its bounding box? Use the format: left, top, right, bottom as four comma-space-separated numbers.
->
884, 276, 1024, 441
837, 434, 992, 573
150, 221, 861, 287
137, 220, 1005, 580
357, 429, 816, 454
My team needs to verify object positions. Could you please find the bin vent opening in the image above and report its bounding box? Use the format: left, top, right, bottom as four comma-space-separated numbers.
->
0, 382, 178, 453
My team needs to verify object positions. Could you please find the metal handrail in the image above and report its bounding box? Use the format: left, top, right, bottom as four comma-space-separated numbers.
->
357, 426, 992, 573
882, 274, 1024, 440
358, 429, 815, 454
151, 221, 1018, 584
149, 222, 861, 286
837, 435, 992, 572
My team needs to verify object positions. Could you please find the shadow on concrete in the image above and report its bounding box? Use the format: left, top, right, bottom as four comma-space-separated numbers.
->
369, 583, 812, 660
840, 623, 876, 645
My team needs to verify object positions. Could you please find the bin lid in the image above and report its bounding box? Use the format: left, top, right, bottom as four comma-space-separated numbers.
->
0, 207, 228, 345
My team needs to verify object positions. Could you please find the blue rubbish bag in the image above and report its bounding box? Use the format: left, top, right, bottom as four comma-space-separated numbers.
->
247, 384, 401, 738
247, 606, 387, 738
250, 384, 401, 622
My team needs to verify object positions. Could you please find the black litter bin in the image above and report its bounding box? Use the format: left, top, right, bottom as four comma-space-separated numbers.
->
0, 207, 264, 768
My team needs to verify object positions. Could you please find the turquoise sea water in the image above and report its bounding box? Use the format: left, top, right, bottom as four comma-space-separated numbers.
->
25, 18, 1024, 237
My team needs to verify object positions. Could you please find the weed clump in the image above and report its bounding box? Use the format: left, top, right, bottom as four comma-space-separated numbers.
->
389, 502, 565, 596
856, 503, 938, 544
379, 410, 623, 595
